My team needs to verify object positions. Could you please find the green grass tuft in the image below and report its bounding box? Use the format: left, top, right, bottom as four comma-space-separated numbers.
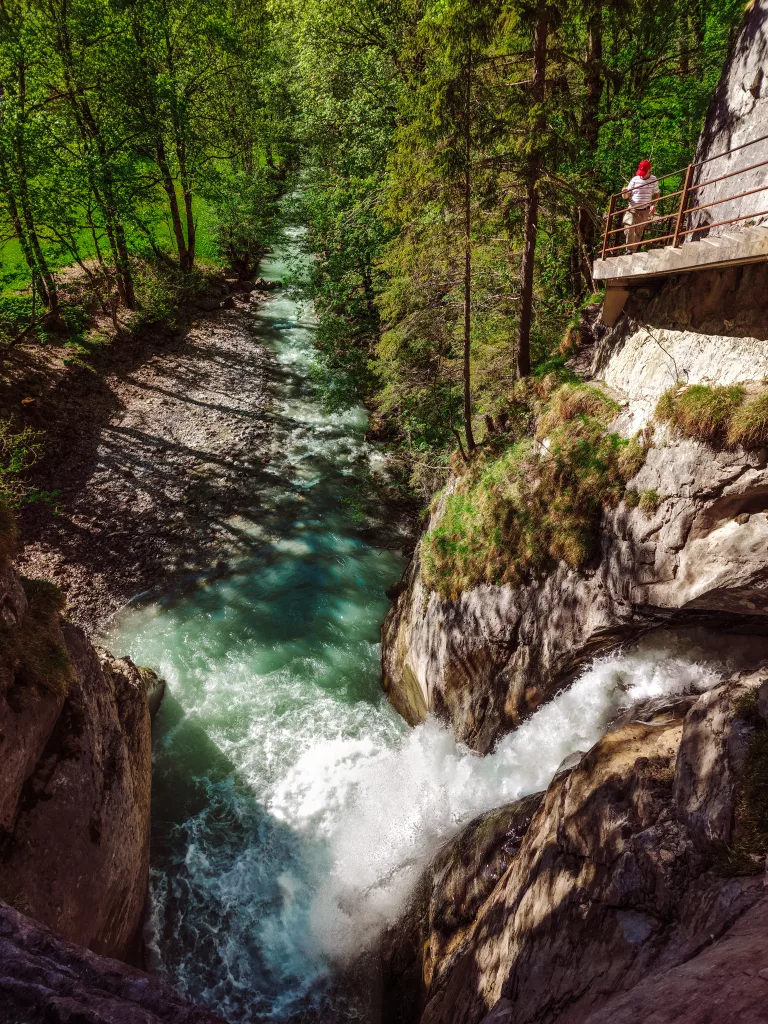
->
656, 384, 745, 445
421, 382, 643, 598
617, 433, 651, 481
638, 488, 661, 516
726, 393, 768, 449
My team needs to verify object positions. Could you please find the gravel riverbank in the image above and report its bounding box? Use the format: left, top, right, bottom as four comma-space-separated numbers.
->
18, 292, 274, 632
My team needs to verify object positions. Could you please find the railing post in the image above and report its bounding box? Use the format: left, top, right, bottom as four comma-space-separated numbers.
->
673, 163, 694, 247
602, 194, 617, 259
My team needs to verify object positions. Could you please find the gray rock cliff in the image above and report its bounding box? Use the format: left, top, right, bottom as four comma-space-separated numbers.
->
383, 265, 768, 753
689, 0, 768, 235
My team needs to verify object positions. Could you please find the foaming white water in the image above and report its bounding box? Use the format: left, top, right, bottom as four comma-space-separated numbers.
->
280, 631, 728, 960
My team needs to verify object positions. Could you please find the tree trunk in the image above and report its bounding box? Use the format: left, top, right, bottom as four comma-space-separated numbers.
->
583, 6, 602, 153
164, 24, 196, 273
183, 185, 195, 269
156, 139, 189, 271
517, 4, 548, 379
517, 181, 538, 378
53, 0, 136, 307
462, 59, 476, 454
16, 61, 59, 313
172, 124, 195, 271
576, 3, 602, 290
0, 71, 58, 312
0, 158, 41, 299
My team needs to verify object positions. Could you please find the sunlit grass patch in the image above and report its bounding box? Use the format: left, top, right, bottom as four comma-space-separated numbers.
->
655, 383, 745, 445
421, 382, 646, 598
726, 393, 768, 449
638, 488, 661, 516
656, 382, 768, 451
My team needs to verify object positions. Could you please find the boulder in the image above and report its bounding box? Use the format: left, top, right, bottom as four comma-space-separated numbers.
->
381, 794, 543, 1024
0, 902, 224, 1024
191, 295, 222, 313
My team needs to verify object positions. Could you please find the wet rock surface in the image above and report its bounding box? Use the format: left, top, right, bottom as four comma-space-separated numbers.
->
381, 671, 768, 1024
381, 795, 543, 1024
17, 295, 272, 632
0, 902, 224, 1024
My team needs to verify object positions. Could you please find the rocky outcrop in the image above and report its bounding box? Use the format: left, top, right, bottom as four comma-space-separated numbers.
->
381, 795, 543, 1024
689, 0, 768, 235
382, 0, 768, 750
0, 556, 163, 963
0, 902, 224, 1023
381, 670, 768, 1024
383, 443, 768, 751
383, 259, 768, 753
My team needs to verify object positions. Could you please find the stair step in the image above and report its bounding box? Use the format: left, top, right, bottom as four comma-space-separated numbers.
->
742, 225, 768, 240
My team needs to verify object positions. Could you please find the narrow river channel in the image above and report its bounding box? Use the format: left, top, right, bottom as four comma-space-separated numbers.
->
107, 223, 409, 1021
106, 220, 742, 1023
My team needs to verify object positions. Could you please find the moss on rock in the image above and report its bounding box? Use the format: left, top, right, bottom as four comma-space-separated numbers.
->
0, 576, 74, 700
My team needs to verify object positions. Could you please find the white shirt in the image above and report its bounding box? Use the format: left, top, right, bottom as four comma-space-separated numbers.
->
625, 174, 658, 207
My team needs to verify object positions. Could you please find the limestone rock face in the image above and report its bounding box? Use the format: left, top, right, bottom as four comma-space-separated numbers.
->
382, 263, 768, 752
381, 674, 768, 1024
595, 264, 768, 430
689, 0, 768, 235
0, 902, 224, 1024
0, 562, 160, 963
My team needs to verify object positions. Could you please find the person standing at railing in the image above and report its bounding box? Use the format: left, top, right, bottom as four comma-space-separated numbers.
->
622, 159, 660, 249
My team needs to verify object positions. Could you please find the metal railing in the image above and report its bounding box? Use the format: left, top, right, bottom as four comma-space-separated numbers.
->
600, 132, 768, 260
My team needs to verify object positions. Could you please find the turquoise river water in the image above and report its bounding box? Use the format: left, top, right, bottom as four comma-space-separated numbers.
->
107, 222, 743, 1023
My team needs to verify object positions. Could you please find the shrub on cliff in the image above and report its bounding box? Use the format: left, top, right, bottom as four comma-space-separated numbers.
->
656, 383, 768, 450
421, 382, 644, 597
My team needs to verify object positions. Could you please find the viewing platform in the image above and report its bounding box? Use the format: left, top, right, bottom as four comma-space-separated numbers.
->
593, 133, 768, 294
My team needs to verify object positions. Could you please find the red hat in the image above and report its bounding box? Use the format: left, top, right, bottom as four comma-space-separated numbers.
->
637, 159, 652, 176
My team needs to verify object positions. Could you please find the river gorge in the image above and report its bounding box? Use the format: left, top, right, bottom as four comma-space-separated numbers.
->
100, 222, 758, 1023
1, 1, 768, 1022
